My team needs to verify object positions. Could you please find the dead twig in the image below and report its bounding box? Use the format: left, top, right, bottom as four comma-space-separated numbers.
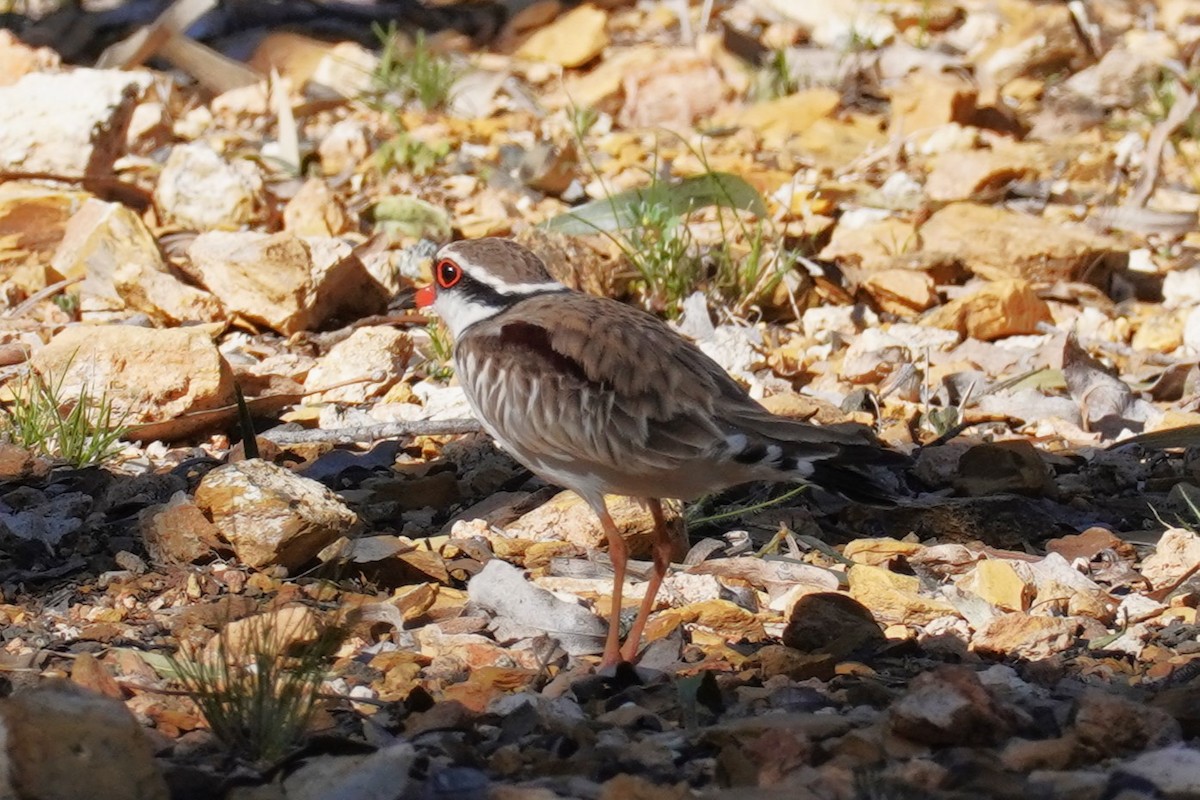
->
259, 419, 482, 446
4, 276, 84, 319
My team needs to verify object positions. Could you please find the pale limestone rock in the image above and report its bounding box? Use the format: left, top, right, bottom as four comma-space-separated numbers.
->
193, 459, 358, 571
304, 326, 414, 404
1140, 527, 1200, 590
0, 68, 152, 176
0, 31, 59, 86
1063, 39, 1167, 109
155, 142, 264, 229
31, 325, 235, 438
0, 681, 168, 800
184, 231, 389, 335
616, 49, 733, 131
924, 147, 1041, 202
467, 560, 605, 656
205, 605, 322, 662
889, 666, 1015, 746
0, 182, 91, 293
819, 217, 919, 272
861, 269, 937, 315
310, 41, 379, 97
1119, 746, 1200, 796
887, 70, 978, 135
283, 178, 349, 237
714, 87, 839, 147
318, 119, 370, 175
51, 198, 224, 324
971, 613, 1080, 660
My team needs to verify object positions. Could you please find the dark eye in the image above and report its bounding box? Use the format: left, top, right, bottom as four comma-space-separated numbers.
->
436, 259, 462, 289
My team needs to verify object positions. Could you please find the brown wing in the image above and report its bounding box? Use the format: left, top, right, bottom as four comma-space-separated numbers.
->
456, 292, 866, 483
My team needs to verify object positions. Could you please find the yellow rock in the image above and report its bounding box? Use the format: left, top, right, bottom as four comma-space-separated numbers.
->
862, 269, 938, 315
957, 559, 1034, 611
922, 279, 1052, 341
716, 88, 841, 146
678, 599, 766, 642
819, 217, 919, 272
888, 69, 977, 134
843, 537, 923, 567
847, 564, 957, 625
517, 4, 609, 68
1131, 309, 1185, 353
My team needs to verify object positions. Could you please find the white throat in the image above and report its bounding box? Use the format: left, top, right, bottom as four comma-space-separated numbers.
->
431, 290, 500, 339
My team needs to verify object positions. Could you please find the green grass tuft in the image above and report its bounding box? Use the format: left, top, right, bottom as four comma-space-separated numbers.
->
370, 25, 462, 112
1, 364, 127, 466
169, 607, 344, 765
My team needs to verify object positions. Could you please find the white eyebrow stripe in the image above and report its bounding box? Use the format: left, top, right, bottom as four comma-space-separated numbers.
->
462, 265, 565, 295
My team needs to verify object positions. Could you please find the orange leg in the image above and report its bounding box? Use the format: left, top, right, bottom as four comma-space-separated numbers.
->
597, 504, 627, 668
620, 498, 673, 663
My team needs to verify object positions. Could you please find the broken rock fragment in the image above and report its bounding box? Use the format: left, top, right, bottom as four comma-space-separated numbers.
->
184, 231, 390, 334
193, 458, 359, 571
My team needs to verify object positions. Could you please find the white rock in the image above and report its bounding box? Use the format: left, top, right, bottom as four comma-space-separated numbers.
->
1165, 268, 1200, 310
0, 69, 153, 176
1118, 745, 1200, 795
468, 559, 605, 656
156, 142, 263, 229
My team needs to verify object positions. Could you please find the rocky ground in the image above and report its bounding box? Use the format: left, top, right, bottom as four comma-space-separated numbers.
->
3, 0, 1200, 798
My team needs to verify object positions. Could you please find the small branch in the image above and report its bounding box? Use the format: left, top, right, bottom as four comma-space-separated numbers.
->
259, 419, 482, 446
4, 276, 84, 319
1129, 76, 1198, 208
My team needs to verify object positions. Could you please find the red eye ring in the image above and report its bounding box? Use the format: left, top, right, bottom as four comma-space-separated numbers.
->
435, 259, 462, 289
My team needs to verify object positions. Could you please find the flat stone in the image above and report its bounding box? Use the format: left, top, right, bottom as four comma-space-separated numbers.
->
889, 665, 1015, 746
919, 203, 1123, 282
847, 563, 957, 625
1140, 527, 1200, 590
304, 326, 414, 404
861, 269, 937, 315
971, 613, 1080, 660
505, 491, 687, 561
956, 559, 1035, 612
924, 145, 1043, 202
888, 69, 977, 134
922, 279, 1052, 341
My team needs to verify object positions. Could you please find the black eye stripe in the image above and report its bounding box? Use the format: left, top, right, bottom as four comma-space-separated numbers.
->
452, 272, 570, 312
